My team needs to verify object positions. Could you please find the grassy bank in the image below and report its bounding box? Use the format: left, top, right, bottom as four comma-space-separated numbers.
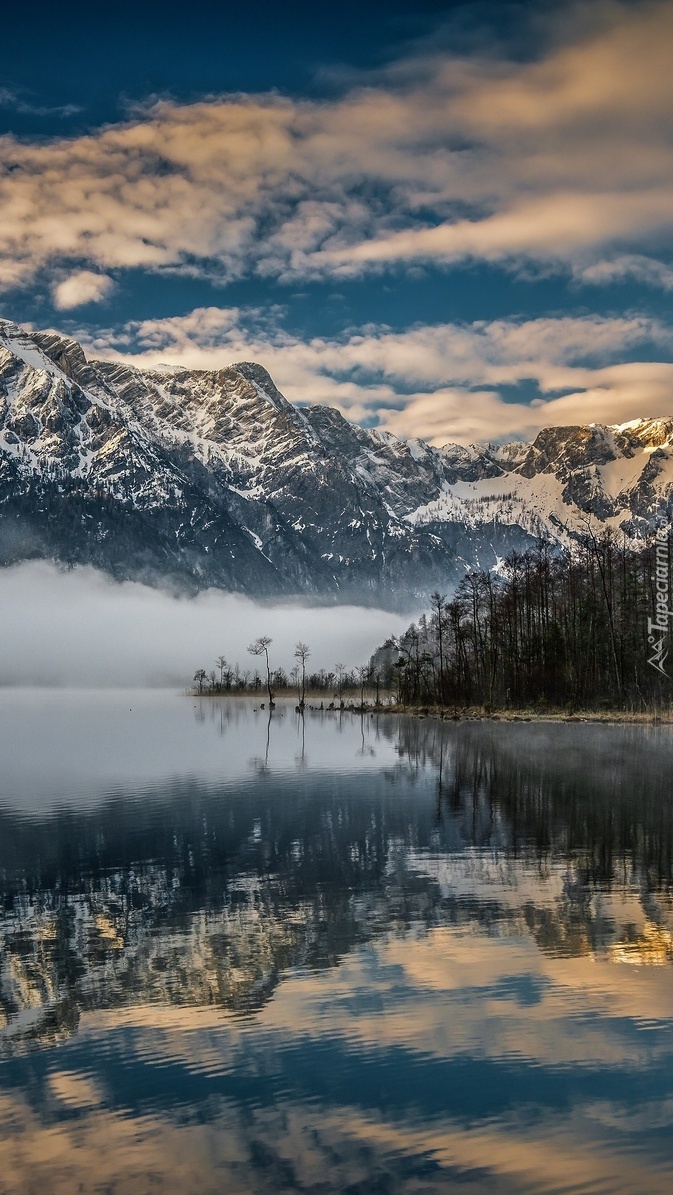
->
189, 689, 673, 723
379, 704, 673, 724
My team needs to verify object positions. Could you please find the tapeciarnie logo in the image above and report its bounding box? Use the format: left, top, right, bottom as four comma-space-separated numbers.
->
648, 523, 671, 677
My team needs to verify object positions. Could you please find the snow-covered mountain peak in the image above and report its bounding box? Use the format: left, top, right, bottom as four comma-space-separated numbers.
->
613, 417, 673, 449
0, 319, 69, 380
0, 318, 672, 606
226, 361, 289, 410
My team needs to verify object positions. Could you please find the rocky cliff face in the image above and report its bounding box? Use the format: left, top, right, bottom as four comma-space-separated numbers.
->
1, 317, 672, 606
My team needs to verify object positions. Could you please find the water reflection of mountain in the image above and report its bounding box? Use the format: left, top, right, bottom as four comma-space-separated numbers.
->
1, 716, 672, 1054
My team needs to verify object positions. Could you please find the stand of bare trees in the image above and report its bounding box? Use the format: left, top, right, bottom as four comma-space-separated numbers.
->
380, 532, 673, 711
193, 638, 376, 702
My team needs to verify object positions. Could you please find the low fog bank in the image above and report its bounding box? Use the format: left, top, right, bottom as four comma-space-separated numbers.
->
0, 562, 411, 688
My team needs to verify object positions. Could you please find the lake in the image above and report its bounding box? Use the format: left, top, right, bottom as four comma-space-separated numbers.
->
1, 690, 672, 1194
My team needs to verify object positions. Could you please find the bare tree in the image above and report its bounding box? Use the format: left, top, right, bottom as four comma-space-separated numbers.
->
248, 636, 275, 705
430, 591, 447, 701
294, 641, 311, 705
193, 668, 207, 695
215, 655, 228, 690
335, 662, 346, 703
356, 664, 370, 708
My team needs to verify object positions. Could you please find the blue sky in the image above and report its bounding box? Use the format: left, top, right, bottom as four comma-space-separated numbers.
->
1, 0, 673, 443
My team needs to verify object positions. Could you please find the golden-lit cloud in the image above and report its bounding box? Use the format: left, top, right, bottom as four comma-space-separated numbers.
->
381, 362, 673, 445
0, 1, 672, 289
81, 306, 673, 444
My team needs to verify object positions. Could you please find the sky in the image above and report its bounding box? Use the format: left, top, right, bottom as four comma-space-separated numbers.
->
1, 0, 673, 445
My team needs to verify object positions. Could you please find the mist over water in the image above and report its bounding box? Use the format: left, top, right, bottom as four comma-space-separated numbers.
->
0, 561, 410, 687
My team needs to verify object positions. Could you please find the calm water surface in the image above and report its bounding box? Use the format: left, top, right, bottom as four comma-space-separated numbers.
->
1, 691, 673, 1194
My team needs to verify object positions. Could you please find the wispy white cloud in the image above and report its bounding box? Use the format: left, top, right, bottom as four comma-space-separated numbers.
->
0, 87, 81, 118
575, 254, 673, 291
0, 2, 672, 291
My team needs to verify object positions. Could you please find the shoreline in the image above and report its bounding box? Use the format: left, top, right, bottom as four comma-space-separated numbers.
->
188, 691, 673, 724
384, 706, 673, 725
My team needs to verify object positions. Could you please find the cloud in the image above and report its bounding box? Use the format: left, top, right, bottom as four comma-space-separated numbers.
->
0, 87, 81, 118
0, 2, 672, 290
80, 305, 673, 445
380, 362, 673, 445
52, 270, 115, 310
0, 561, 408, 687
575, 254, 673, 290
317, 191, 673, 274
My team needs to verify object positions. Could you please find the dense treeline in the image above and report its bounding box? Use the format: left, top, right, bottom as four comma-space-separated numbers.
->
376, 531, 673, 710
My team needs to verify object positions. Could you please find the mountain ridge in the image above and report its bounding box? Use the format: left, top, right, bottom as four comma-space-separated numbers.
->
1, 317, 672, 608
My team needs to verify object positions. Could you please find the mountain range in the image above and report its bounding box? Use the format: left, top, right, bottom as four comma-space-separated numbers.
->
1, 317, 672, 608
